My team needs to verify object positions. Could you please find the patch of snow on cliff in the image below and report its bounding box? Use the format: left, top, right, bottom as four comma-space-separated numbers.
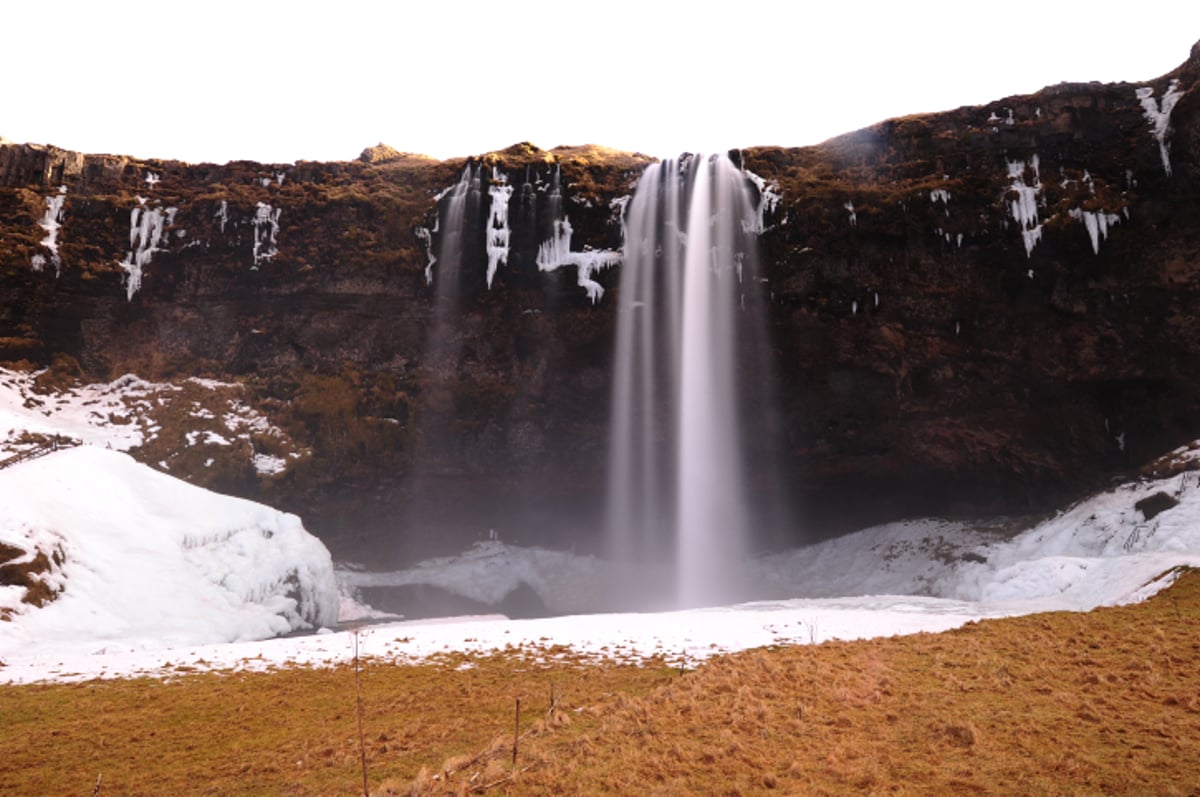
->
252, 452, 289, 475
485, 170, 512, 289
186, 430, 232, 447
1136, 79, 1184, 177
33, 186, 68, 275
1005, 155, 1043, 257
1, 368, 172, 452
0, 368, 305, 475
252, 202, 281, 267
119, 202, 176, 300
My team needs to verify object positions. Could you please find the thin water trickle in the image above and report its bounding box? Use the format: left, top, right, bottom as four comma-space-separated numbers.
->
606, 154, 763, 607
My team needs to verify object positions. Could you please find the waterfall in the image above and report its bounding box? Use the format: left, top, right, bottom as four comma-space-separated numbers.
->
606, 154, 763, 608
412, 161, 485, 476
429, 162, 484, 298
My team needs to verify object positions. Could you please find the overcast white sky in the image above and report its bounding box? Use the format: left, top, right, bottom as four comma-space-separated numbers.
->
3, 1, 1198, 165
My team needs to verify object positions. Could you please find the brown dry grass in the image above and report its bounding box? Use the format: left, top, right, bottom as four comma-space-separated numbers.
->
3, 571, 1200, 796
0, 650, 669, 796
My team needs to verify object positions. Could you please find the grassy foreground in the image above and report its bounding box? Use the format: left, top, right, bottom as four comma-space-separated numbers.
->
1, 572, 1198, 796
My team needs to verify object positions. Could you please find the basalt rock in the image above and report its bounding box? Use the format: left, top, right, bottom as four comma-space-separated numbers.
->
2, 44, 1199, 562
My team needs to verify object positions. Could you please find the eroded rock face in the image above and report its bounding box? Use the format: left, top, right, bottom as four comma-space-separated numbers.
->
2, 46, 1199, 560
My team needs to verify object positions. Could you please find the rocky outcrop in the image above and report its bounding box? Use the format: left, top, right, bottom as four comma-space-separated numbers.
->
2, 44, 1199, 561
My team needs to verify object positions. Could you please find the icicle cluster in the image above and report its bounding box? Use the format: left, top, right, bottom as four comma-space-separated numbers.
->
536, 215, 622, 304
120, 201, 177, 300
485, 170, 512, 289
33, 187, 68, 275
535, 164, 622, 303
1136, 79, 1184, 177
1005, 155, 1043, 257
1068, 208, 1123, 255
252, 203, 281, 267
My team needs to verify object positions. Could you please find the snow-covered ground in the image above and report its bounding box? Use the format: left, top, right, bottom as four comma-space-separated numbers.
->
3, 369, 1200, 686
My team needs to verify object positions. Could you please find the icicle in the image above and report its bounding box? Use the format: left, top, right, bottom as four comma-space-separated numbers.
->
35, 186, 68, 275
119, 204, 176, 300
252, 203, 282, 267
1136, 80, 1184, 176
485, 169, 512, 289
1005, 155, 1043, 257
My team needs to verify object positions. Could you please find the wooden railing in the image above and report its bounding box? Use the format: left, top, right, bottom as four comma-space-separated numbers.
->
0, 436, 80, 471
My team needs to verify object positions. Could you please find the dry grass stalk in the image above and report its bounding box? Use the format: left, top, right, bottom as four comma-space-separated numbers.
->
353, 627, 369, 796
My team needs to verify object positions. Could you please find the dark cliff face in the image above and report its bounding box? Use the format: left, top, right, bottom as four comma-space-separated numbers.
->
2, 46, 1199, 561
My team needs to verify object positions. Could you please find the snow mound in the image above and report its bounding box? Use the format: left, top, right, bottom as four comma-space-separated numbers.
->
339, 541, 618, 614
0, 447, 338, 659
950, 468, 1200, 609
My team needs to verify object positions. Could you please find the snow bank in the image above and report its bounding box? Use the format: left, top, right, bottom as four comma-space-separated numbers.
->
339, 540, 677, 615
0, 447, 338, 661
951, 467, 1200, 609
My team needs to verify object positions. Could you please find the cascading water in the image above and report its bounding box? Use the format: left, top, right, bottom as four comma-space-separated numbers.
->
428, 162, 483, 297
412, 162, 484, 477
607, 153, 766, 608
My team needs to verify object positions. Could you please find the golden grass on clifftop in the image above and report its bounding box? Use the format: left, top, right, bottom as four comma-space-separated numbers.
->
3, 572, 1199, 796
